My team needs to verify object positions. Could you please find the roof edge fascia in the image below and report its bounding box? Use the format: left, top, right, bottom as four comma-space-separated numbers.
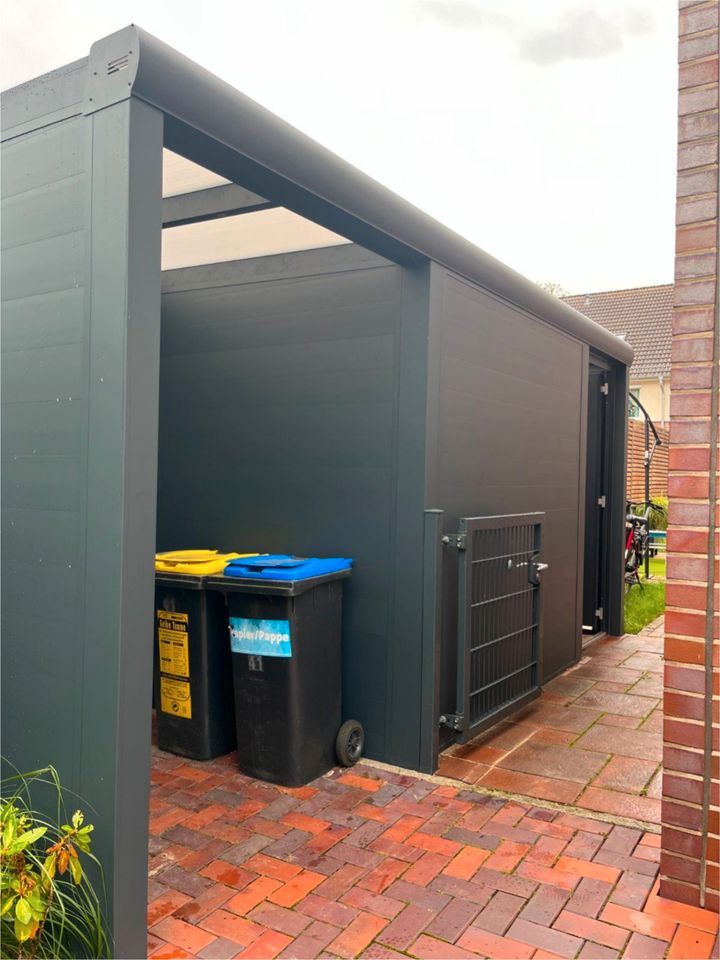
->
82, 24, 634, 367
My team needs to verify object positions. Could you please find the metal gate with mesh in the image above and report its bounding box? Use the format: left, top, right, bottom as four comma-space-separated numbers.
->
442, 513, 545, 743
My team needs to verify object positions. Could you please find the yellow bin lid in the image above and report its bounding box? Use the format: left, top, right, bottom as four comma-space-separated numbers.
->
155, 549, 258, 575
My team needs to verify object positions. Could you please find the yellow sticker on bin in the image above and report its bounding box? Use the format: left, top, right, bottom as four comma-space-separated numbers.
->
155, 549, 258, 575
160, 677, 192, 719
157, 610, 190, 678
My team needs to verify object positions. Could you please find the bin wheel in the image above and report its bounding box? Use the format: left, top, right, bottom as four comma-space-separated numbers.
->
336, 720, 364, 767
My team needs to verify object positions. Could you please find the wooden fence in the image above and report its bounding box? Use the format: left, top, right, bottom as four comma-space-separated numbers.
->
626, 418, 669, 501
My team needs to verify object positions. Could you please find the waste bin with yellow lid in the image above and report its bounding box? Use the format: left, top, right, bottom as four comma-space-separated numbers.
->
154, 548, 258, 759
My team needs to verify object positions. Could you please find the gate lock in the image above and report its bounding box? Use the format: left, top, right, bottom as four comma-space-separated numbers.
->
507, 552, 548, 585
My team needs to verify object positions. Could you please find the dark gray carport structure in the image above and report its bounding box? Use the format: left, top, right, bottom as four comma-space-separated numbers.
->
1, 25, 633, 956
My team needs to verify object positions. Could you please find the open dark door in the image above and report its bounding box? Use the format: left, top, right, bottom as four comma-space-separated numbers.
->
583, 363, 610, 635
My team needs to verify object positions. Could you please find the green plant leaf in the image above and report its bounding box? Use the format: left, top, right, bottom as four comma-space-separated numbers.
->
0, 895, 16, 917
13, 825, 47, 851
2, 816, 15, 849
43, 851, 57, 881
14, 914, 39, 943
69, 856, 83, 885
15, 896, 32, 925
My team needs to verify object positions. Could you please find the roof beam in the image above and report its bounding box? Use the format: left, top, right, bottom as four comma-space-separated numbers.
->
162, 183, 276, 228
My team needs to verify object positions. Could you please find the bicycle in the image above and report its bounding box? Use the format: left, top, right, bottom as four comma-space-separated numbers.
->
625, 499, 666, 592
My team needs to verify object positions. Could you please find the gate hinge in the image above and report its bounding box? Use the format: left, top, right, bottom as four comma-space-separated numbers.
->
597, 495, 606, 508
596, 607, 604, 621
442, 533, 467, 550
600, 382, 609, 396
439, 713, 464, 732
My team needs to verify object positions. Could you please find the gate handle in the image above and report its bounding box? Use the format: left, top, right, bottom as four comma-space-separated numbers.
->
508, 553, 548, 584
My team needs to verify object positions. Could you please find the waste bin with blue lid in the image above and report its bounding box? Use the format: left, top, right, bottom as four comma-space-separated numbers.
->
207, 555, 363, 786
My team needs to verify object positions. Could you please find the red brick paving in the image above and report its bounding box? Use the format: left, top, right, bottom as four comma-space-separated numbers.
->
439, 619, 666, 825
148, 752, 718, 957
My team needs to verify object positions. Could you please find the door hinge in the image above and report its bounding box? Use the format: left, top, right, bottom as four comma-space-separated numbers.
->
439, 713, 464, 732
595, 607, 604, 621
597, 495, 606, 508
442, 533, 467, 550
600, 382, 609, 396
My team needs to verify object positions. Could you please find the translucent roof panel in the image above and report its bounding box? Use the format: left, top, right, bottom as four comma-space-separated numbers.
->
162, 207, 351, 271
163, 149, 231, 197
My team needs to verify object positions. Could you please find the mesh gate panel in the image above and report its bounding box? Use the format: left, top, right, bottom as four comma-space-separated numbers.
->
456, 514, 543, 742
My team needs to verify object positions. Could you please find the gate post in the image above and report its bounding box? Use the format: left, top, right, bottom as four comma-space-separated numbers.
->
419, 509, 443, 773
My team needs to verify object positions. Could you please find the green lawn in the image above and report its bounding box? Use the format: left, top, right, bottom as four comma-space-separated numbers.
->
624, 559, 666, 633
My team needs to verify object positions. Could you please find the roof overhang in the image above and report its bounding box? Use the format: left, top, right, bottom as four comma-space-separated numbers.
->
13, 24, 636, 367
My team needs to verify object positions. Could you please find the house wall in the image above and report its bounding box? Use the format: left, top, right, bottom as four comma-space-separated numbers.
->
630, 376, 670, 425
157, 246, 430, 768
427, 269, 588, 728
661, 0, 720, 912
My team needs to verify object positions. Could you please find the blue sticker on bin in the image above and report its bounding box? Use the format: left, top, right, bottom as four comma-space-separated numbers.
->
229, 617, 292, 657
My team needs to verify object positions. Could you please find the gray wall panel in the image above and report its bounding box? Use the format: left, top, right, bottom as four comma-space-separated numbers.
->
432, 271, 585, 716
1, 96, 164, 959
157, 250, 405, 759
1, 116, 89, 793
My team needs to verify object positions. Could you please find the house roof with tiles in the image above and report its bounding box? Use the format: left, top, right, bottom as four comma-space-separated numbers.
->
562, 284, 673, 379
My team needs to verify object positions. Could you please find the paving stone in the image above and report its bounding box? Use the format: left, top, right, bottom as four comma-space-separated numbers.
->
219, 833, 275, 864
623, 931, 669, 958
518, 885, 569, 925
341, 885, 406, 919
279, 919, 340, 959
156, 865, 214, 897
377, 904, 436, 951
564, 876, 613, 918
474, 891, 525, 934
424, 898, 480, 942
575, 725, 663, 763
590, 757, 658, 794
609, 871, 655, 910
384, 879, 450, 912
507, 917, 584, 957
497, 740, 609, 783
576, 786, 662, 823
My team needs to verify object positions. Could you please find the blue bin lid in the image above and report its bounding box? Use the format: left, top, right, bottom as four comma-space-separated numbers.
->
223, 555, 353, 581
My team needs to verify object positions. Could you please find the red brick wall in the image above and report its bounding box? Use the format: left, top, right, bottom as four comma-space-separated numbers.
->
661, 0, 720, 911
627, 419, 670, 501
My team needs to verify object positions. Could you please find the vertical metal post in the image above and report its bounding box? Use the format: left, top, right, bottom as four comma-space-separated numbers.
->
645, 415, 651, 580
419, 509, 443, 773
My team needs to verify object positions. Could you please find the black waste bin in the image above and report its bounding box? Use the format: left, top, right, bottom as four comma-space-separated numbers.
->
207, 557, 362, 787
154, 573, 236, 760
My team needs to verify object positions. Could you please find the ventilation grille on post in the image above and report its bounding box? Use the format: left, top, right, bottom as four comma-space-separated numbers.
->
107, 54, 130, 75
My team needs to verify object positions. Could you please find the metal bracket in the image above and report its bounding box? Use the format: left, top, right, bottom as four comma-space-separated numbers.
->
442, 534, 467, 550
596, 607, 604, 621
439, 713, 464, 732
83, 25, 140, 115
598, 495, 606, 508
600, 382, 609, 396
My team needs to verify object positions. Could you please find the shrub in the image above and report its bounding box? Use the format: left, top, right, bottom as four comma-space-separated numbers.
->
0, 765, 110, 959
649, 495, 668, 531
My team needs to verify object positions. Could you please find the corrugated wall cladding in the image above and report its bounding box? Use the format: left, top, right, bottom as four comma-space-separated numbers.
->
626, 419, 670, 500
1, 116, 89, 783
157, 248, 404, 760
434, 271, 584, 708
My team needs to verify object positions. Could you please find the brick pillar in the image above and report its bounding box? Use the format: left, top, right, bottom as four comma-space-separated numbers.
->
661, 0, 720, 911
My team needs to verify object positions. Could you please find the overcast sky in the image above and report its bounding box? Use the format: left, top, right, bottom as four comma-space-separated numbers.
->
1, 0, 678, 294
